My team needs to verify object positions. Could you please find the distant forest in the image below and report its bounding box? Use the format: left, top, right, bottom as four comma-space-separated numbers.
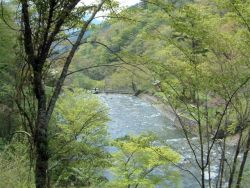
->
0, 0, 249, 188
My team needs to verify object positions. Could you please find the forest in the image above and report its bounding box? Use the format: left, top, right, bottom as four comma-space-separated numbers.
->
0, 0, 249, 188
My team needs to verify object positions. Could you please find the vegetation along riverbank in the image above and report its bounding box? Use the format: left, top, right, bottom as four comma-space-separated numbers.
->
0, 0, 249, 187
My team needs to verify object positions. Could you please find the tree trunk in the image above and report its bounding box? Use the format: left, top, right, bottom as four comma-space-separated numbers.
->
228, 129, 243, 188
219, 139, 226, 188
201, 169, 205, 188
19, 1, 106, 187
236, 130, 250, 188
33, 70, 49, 188
35, 116, 49, 188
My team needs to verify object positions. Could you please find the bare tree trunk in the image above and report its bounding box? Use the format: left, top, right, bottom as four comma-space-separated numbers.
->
236, 130, 250, 188
205, 94, 212, 188
33, 70, 49, 188
228, 129, 243, 188
219, 139, 226, 188
198, 109, 205, 188
35, 116, 49, 188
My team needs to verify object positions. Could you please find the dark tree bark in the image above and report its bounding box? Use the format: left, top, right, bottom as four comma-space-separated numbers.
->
236, 130, 250, 188
33, 69, 48, 188
18, 1, 107, 187
228, 129, 243, 188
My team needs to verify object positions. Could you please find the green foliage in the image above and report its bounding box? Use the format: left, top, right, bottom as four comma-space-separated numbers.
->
107, 135, 181, 188
71, 74, 105, 90
70, 6, 157, 92
0, 2, 16, 84
0, 3, 19, 141
0, 139, 35, 188
105, 69, 134, 91
0, 0, 249, 187
0, 5, 16, 66
49, 89, 111, 187
138, 1, 250, 187
138, 0, 250, 133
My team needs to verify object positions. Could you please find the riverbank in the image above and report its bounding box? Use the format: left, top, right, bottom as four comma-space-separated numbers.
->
138, 93, 197, 130
138, 92, 240, 146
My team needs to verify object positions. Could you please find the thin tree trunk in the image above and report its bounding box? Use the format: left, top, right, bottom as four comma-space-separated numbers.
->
219, 139, 226, 188
201, 169, 205, 188
236, 130, 250, 188
205, 94, 212, 188
228, 129, 243, 188
218, 115, 228, 188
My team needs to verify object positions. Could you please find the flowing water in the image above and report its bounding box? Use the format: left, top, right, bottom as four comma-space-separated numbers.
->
99, 94, 183, 140
98, 94, 250, 188
99, 94, 202, 188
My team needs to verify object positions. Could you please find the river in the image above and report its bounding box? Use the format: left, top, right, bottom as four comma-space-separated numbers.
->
99, 94, 202, 188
